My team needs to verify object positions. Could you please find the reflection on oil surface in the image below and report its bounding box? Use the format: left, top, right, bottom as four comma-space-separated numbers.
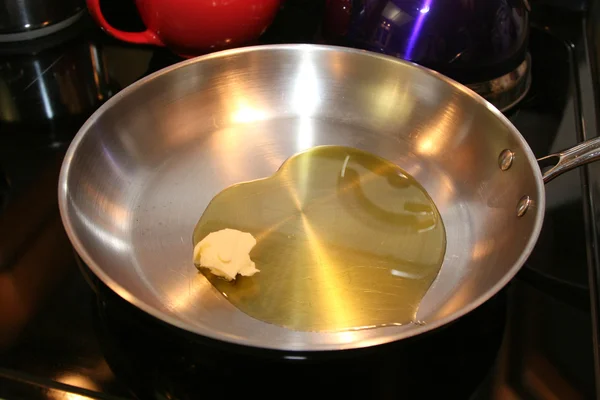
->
193, 146, 446, 332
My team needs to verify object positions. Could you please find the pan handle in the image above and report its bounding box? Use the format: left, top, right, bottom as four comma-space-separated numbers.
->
538, 137, 600, 183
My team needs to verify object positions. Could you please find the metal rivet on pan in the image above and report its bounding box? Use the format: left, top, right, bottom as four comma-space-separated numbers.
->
517, 195, 531, 217
499, 149, 514, 171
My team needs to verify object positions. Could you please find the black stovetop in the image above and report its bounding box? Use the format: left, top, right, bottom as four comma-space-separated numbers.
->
0, 1, 598, 399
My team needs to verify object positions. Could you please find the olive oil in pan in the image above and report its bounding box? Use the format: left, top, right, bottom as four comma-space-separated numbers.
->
192, 146, 446, 332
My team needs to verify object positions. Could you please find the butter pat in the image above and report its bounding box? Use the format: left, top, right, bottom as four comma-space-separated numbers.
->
193, 228, 259, 281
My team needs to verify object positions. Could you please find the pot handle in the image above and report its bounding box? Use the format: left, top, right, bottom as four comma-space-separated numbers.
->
538, 136, 600, 183
86, 0, 164, 46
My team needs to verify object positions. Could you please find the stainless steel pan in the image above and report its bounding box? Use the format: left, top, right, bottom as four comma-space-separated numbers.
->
58, 44, 600, 352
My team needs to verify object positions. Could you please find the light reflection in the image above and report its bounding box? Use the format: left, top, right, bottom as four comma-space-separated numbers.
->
69, 192, 130, 253
417, 137, 436, 155
300, 210, 353, 329
371, 79, 414, 122
415, 102, 459, 156
225, 70, 269, 124
291, 52, 321, 116
82, 182, 130, 231
231, 104, 268, 124
284, 355, 307, 360
89, 44, 103, 101
149, 101, 204, 151
255, 214, 296, 243
168, 274, 205, 312
53, 373, 99, 400
100, 141, 133, 183
391, 269, 426, 279
405, 0, 433, 60
59, 391, 94, 400
212, 125, 251, 180
432, 283, 473, 320
296, 116, 314, 151
32, 60, 54, 119
279, 176, 352, 329
471, 238, 496, 261
330, 52, 346, 79
436, 173, 456, 209
338, 331, 357, 343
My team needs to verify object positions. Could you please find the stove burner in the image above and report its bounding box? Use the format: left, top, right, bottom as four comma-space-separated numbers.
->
466, 53, 532, 112
88, 259, 506, 400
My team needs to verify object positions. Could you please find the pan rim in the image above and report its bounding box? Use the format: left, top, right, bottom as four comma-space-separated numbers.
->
57, 43, 546, 352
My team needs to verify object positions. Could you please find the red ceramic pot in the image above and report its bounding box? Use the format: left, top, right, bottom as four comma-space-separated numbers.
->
87, 0, 282, 57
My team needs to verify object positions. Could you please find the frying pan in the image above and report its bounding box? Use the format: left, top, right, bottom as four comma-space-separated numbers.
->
58, 44, 600, 352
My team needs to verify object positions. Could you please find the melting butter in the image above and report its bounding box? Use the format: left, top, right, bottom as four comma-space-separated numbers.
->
193, 228, 259, 281
192, 146, 446, 332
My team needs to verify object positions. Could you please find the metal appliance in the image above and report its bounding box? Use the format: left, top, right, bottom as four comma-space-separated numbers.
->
0, 0, 86, 42
322, 0, 531, 111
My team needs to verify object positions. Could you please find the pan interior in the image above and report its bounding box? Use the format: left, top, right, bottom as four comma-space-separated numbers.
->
59, 45, 544, 351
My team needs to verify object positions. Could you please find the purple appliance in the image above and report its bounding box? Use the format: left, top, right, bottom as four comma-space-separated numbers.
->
322, 0, 531, 111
